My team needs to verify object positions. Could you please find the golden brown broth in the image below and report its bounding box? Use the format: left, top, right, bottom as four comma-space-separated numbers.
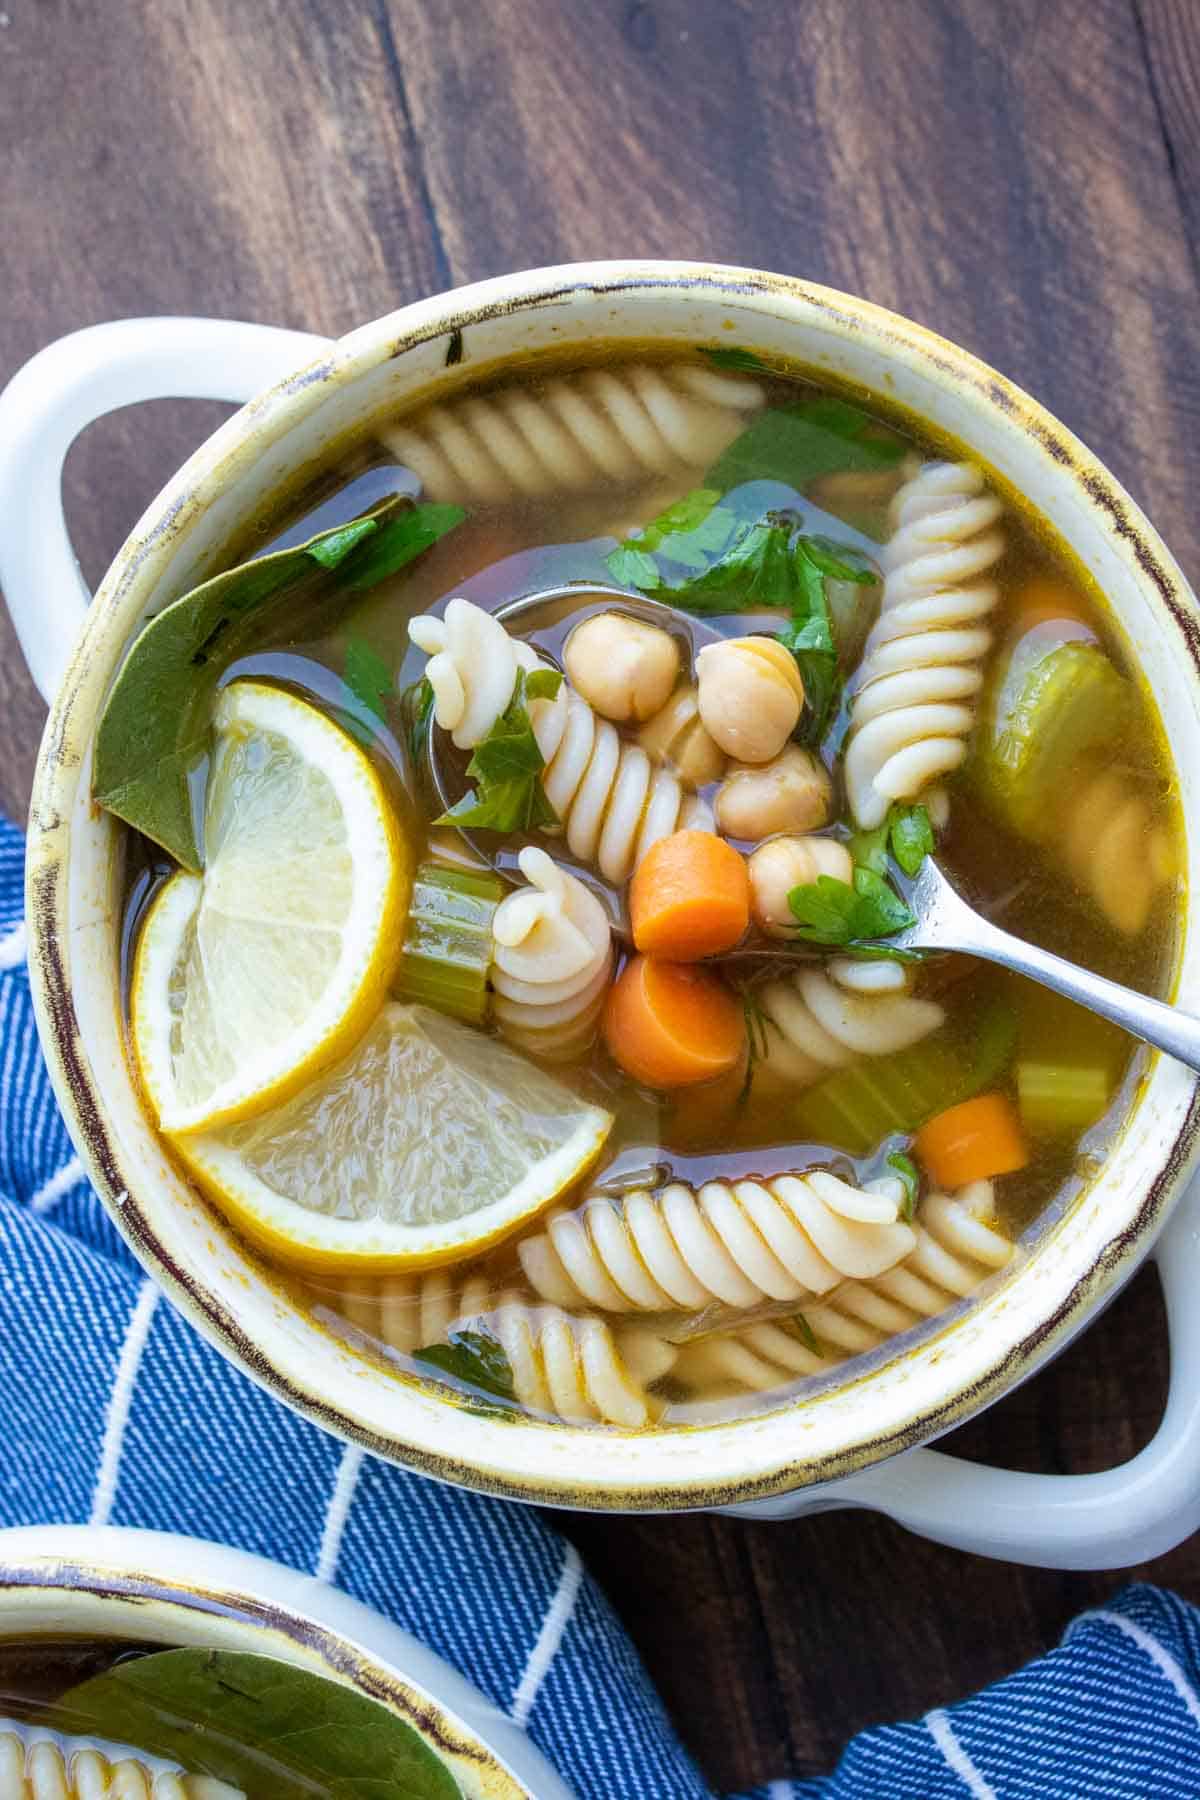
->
118, 350, 1181, 1429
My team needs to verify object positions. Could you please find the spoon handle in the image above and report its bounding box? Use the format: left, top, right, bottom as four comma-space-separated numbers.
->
938, 909, 1200, 1075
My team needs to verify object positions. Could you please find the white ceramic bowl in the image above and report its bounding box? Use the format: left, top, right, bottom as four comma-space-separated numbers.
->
2, 263, 1199, 1567
0, 1524, 572, 1798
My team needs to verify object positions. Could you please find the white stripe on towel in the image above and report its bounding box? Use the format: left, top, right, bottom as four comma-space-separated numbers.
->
90, 1280, 158, 1526
316, 1443, 364, 1582
1066, 1608, 1200, 1727
768, 1782, 795, 1800
926, 1708, 996, 1798
0, 922, 26, 970
30, 1154, 84, 1214
511, 1543, 583, 1727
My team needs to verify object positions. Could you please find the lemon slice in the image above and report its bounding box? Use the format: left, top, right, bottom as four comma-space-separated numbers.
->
170, 1003, 613, 1271
133, 680, 407, 1134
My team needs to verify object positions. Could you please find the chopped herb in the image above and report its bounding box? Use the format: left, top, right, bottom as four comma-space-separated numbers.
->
342, 637, 391, 723
706, 397, 905, 495
404, 675, 435, 763
795, 534, 879, 584
414, 1327, 517, 1410
886, 1150, 920, 1222
786, 1311, 821, 1355
851, 802, 936, 879
736, 985, 773, 1110
605, 487, 740, 591
341, 501, 465, 589
786, 867, 916, 949
700, 345, 771, 373
889, 803, 935, 876
607, 544, 663, 590
437, 668, 563, 833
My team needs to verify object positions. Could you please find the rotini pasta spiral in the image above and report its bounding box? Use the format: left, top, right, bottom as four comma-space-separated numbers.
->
518, 1170, 916, 1314
671, 1181, 1012, 1396
0, 1729, 239, 1799
845, 463, 1005, 828
754, 968, 944, 1090
381, 362, 765, 504
323, 1273, 675, 1428
490, 847, 614, 1059
1060, 764, 1176, 936
409, 599, 713, 883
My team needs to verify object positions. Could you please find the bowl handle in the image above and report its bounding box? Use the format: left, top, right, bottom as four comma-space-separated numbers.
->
721, 1171, 1200, 1568
0, 318, 332, 702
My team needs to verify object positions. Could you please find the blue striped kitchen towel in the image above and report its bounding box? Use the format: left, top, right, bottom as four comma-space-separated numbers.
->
1, 806, 1198, 1800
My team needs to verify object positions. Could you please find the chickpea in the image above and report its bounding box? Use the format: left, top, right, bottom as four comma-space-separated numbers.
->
636, 684, 725, 786
749, 835, 853, 937
695, 636, 804, 763
563, 611, 681, 723
716, 746, 832, 842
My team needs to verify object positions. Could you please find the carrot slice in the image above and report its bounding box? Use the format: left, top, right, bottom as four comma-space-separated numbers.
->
630, 830, 750, 961
1008, 575, 1094, 636
914, 1092, 1029, 1189
603, 954, 745, 1089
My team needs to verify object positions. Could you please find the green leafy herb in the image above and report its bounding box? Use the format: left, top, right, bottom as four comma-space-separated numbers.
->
889, 803, 935, 876
415, 1327, 518, 1411
700, 344, 771, 373
736, 985, 773, 1111
342, 637, 392, 725
851, 802, 936, 879
886, 1150, 920, 1222
340, 501, 465, 590
786, 1311, 821, 1355
437, 668, 562, 834
405, 674, 435, 762
93, 498, 465, 870
50, 1649, 461, 1799
605, 487, 740, 591
706, 396, 906, 494
787, 868, 916, 949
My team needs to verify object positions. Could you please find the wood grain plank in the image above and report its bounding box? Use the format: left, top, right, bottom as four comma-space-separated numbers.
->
2, 0, 1200, 1793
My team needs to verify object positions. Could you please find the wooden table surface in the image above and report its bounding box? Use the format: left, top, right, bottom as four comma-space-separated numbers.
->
4, 2, 1200, 1790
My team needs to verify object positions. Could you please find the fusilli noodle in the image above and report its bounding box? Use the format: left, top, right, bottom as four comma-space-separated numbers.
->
381, 362, 764, 503
671, 1181, 1012, 1396
753, 968, 944, 1090
845, 463, 1004, 828
490, 847, 614, 1059
324, 1274, 675, 1428
0, 1730, 239, 1799
409, 599, 713, 883
1060, 765, 1176, 936
518, 1170, 916, 1314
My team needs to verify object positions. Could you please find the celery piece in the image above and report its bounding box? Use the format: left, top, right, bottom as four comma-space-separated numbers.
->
792, 995, 1019, 1155
975, 639, 1132, 838
1017, 1061, 1113, 1136
395, 863, 503, 1025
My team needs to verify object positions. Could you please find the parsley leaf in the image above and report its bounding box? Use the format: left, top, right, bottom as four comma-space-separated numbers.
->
706, 397, 905, 494
890, 803, 935, 876
414, 1328, 518, 1413
851, 801, 936, 879
786, 867, 916, 948
437, 668, 563, 833
699, 345, 771, 374
605, 487, 740, 592
886, 1150, 920, 1222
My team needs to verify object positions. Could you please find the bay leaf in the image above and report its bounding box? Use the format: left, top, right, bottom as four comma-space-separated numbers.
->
51, 1647, 462, 1800
92, 497, 463, 871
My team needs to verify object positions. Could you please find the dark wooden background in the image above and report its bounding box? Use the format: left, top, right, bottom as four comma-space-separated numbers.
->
3, 1, 1199, 1789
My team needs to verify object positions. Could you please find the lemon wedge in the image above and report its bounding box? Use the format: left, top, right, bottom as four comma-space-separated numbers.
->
132, 680, 407, 1135
169, 1003, 613, 1271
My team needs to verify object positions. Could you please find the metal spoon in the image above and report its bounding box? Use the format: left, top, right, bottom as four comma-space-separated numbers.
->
883, 856, 1200, 1073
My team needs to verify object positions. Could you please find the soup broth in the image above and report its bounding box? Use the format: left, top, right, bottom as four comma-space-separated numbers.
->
108, 347, 1180, 1432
